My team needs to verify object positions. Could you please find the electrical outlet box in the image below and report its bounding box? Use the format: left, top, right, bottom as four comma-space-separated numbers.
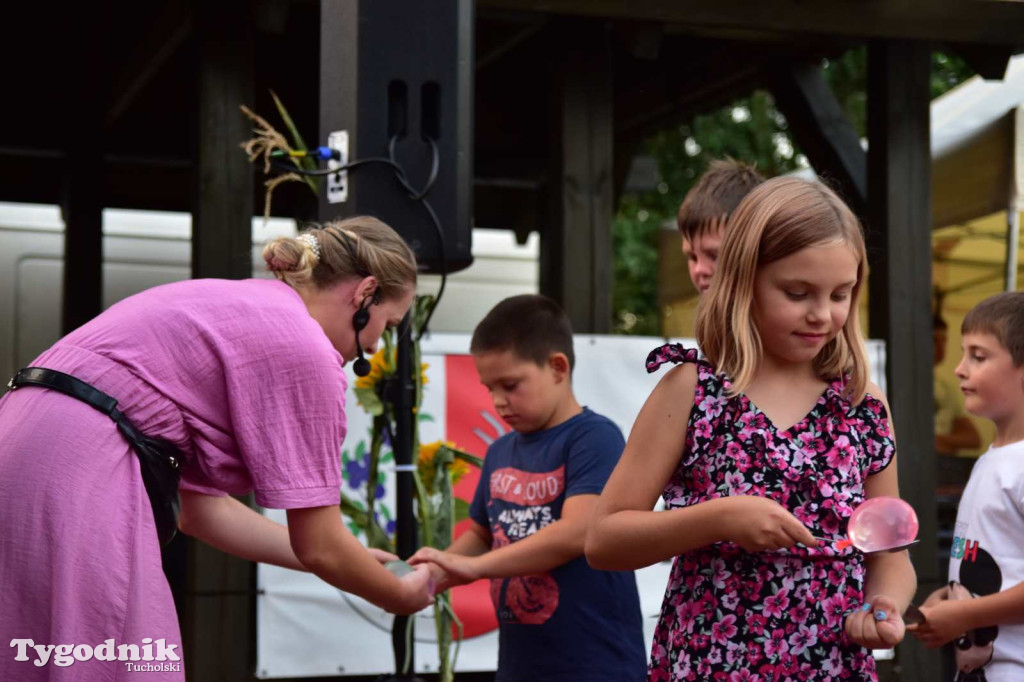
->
326, 130, 348, 204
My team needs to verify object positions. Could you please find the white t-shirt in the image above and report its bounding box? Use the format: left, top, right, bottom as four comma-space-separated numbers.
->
948, 440, 1024, 681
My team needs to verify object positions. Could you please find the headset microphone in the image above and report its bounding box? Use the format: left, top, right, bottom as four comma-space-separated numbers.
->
351, 291, 379, 377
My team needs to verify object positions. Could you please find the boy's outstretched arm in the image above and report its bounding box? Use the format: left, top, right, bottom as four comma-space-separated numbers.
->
446, 519, 492, 556
910, 583, 1024, 648
411, 494, 596, 583
416, 519, 492, 592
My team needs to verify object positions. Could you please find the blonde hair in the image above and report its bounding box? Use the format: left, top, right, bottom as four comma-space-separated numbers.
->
695, 177, 870, 403
262, 216, 417, 300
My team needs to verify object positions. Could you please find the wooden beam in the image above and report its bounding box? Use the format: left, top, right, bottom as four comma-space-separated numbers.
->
479, 0, 1024, 46
771, 61, 867, 219
181, 2, 256, 681
866, 40, 942, 682
614, 38, 767, 140
61, 6, 104, 335
104, 1, 193, 128
477, 17, 548, 71
946, 42, 1016, 80
474, 178, 546, 244
192, 0, 254, 280
540, 21, 614, 333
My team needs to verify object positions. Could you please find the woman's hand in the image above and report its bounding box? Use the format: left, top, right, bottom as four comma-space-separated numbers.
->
845, 595, 906, 649
908, 600, 968, 648
718, 496, 818, 552
409, 547, 481, 587
392, 564, 436, 615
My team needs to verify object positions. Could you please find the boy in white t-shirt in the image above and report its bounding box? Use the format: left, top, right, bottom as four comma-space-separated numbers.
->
909, 291, 1024, 681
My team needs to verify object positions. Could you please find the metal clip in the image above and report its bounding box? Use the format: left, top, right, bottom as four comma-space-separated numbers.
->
6, 377, 15, 390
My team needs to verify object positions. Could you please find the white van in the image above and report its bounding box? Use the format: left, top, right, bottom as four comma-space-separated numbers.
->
0, 201, 539, 388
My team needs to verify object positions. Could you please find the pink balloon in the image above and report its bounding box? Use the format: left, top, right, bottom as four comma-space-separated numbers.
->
842, 497, 919, 552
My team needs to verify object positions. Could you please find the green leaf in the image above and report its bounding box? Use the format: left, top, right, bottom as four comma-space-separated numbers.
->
366, 521, 394, 552
451, 448, 484, 469
454, 497, 471, 524
355, 387, 385, 416
339, 493, 369, 527
269, 89, 319, 195
417, 413, 435, 422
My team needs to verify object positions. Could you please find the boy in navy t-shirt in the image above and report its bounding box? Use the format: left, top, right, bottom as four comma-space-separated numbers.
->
410, 295, 646, 682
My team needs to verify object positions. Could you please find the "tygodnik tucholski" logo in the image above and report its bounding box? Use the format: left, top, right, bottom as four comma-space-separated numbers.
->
9, 638, 181, 671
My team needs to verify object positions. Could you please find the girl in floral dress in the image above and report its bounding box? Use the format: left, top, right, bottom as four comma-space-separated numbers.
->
586, 177, 917, 681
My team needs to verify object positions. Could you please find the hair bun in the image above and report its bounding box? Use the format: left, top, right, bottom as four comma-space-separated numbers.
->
262, 236, 318, 287
262, 239, 300, 272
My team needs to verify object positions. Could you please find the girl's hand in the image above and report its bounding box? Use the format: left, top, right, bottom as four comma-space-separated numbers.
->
719, 496, 818, 552
908, 600, 968, 648
409, 547, 481, 587
392, 564, 436, 615
845, 595, 906, 649
366, 547, 399, 565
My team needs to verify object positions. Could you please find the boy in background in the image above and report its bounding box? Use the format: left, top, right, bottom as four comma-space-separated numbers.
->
910, 291, 1024, 681
411, 294, 646, 682
677, 158, 763, 294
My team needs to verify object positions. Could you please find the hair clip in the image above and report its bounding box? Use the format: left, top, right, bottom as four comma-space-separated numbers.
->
297, 233, 321, 261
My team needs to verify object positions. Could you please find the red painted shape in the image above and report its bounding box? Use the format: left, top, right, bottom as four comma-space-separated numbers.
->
444, 354, 500, 639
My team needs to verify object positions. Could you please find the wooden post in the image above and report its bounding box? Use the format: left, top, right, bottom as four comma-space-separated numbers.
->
179, 1, 257, 680
193, 0, 255, 281
61, 6, 104, 335
541, 21, 614, 333
771, 62, 867, 220
866, 40, 941, 682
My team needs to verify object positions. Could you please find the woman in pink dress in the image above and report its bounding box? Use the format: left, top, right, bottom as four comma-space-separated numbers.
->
0, 216, 434, 681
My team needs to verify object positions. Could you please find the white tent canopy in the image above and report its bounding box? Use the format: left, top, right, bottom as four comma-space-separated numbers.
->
932, 54, 1024, 231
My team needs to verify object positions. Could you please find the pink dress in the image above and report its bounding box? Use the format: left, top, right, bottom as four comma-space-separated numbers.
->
0, 279, 348, 681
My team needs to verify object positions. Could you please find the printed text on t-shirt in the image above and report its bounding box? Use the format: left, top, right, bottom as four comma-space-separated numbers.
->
489, 466, 564, 506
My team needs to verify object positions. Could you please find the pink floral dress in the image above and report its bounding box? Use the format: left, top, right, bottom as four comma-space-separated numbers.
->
645, 344, 895, 682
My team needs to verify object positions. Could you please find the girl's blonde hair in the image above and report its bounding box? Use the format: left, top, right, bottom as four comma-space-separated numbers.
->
695, 176, 870, 403
262, 216, 417, 300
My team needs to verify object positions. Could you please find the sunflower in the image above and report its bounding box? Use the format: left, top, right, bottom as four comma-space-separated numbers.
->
449, 456, 471, 486
419, 440, 471, 495
354, 349, 429, 391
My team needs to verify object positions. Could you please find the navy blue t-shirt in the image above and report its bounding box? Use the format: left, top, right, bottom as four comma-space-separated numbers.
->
469, 408, 647, 682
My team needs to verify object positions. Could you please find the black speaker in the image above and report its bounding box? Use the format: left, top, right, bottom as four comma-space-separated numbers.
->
318, 0, 474, 275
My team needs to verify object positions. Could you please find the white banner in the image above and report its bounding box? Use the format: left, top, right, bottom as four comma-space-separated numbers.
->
255, 335, 887, 678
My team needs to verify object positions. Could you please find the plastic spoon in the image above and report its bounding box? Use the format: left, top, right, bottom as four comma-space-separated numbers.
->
815, 497, 919, 554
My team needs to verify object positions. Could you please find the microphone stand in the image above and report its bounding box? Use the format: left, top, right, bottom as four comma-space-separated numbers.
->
380, 312, 424, 682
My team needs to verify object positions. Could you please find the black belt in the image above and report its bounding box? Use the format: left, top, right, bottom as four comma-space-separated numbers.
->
8, 367, 183, 546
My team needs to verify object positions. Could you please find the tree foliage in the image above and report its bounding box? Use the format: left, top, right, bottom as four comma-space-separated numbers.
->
612, 48, 976, 335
